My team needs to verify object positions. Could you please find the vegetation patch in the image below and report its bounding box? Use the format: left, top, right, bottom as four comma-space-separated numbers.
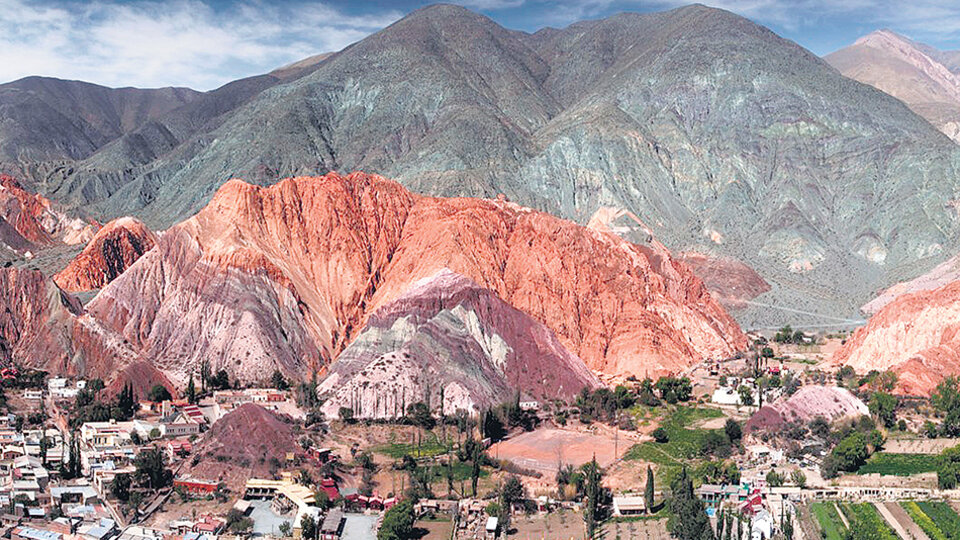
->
908, 502, 960, 539
810, 502, 846, 540
840, 503, 897, 540
624, 406, 726, 464
856, 453, 939, 476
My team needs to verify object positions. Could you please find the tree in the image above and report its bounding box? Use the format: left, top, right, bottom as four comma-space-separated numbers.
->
226, 508, 253, 533
830, 432, 868, 473
738, 386, 754, 407
110, 473, 131, 502
300, 514, 317, 540
765, 469, 784, 487
652, 427, 669, 443
148, 384, 172, 403
116, 383, 136, 418
338, 407, 355, 424
582, 457, 604, 538
869, 392, 897, 428
211, 369, 231, 391
378, 499, 415, 540
932, 377, 960, 437
134, 448, 172, 490
499, 475, 525, 532
278, 522, 292, 537
667, 468, 714, 540
644, 465, 655, 514
782, 504, 794, 540
271, 370, 289, 391
465, 437, 483, 496
938, 445, 960, 489
481, 408, 506, 442
724, 419, 742, 444
200, 360, 211, 393
186, 376, 197, 405
790, 469, 806, 488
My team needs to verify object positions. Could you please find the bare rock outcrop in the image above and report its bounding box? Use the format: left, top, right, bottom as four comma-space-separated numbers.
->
88, 172, 747, 385
835, 280, 960, 396
54, 217, 157, 292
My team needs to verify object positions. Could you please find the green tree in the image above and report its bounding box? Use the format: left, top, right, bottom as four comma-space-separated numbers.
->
134, 448, 172, 490
582, 457, 604, 538
645, 465, 655, 514
724, 419, 742, 443
378, 499, 415, 540
868, 392, 897, 428
938, 444, 960, 489
271, 370, 289, 391
300, 514, 317, 540
765, 469, 784, 487
738, 386, 754, 407
652, 427, 669, 443
831, 432, 869, 473
110, 473, 131, 502
667, 468, 714, 540
186, 375, 197, 405
338, 407, 355, 424
148, 384, 172, 403
790, 469, 806, 488
932, 376, 960, 437
499, 475, 525, 532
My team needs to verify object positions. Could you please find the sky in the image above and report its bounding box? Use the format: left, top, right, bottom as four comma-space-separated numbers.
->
5, 0, 960, 91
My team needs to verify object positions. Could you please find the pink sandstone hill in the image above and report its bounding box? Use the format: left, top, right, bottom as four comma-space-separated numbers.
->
87, 172, 747, 386
745, 385, 869, 432
318, 269, 600, 419
54, 217, 157, 292
861, 252, 960, 314
0, 175, 96, 254
835, 280, 960, 396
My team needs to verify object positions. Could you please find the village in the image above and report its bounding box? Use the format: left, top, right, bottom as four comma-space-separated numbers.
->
0, 330, 957, 540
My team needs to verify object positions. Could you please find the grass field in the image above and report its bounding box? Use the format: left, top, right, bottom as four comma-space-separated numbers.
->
901, 501, 960, 539
810, 502, 846, 540
373, 431, 451, 459
856, 453, 939, 476
841, 503, 897, 540
624, 406, 724, 464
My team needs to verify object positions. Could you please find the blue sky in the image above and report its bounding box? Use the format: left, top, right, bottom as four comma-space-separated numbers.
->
5, 0, 960, 90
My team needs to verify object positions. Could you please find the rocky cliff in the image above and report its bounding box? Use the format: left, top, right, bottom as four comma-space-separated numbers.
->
87, 172, 747, 386
54, 217, 156, 292
0, 175, 95, 256
834, 280, 960, 396
319, 269, 600, 419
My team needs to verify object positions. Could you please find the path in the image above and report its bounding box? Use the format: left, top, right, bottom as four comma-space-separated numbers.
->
880, 503, 929, 540
834, 502, 849, 528
796, 504, 822, 540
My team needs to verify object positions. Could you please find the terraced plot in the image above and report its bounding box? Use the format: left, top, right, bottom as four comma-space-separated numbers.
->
841, 503, 898, 540
903, 501, 960, 539
810, 502, 847, 540
856, 453, 939, 476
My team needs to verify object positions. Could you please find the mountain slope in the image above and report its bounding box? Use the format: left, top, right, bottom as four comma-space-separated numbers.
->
834, 279, 960, 396
8, 5, 960, 326
826, 29, 960, 142
86, 172, 746, 385
53, 217, 157, 292
318, 269, 600, 419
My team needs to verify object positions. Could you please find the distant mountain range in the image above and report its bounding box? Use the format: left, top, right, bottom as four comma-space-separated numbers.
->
3, 4, 960, 328
826, 29, 960, 143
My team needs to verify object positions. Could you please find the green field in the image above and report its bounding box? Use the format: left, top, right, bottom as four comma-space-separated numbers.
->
810, 502, 846, 540
841, 503, 897, 540
856, 453, 939, 476
901, 502, 960, 539
624, 406, 724, 463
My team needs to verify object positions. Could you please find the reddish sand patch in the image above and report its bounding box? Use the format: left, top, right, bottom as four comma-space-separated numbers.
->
678, 252, 770, 309
489, 428, 624, 475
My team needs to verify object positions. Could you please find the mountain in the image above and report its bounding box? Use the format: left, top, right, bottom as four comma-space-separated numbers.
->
862, 252, 960, 314
86, 171, 746, 386
6, 4, 960, 327
53, 217, 157, 293
834, 279, 960, 396
825, 29, 960, 142
0, 175, 95, 255
318, 269, 600, 419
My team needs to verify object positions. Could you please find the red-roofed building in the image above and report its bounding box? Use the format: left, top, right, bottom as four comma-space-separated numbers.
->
174, 477, 218, 495
319, 478, 339, 500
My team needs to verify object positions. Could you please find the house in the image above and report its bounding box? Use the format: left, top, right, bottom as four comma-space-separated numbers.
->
484, 517, 498, 538
192, 515, 224, 535
77, 518, 117, 540
318, 478, 339, 500
174, 477, 218, 495
12, 527, 62, 540
80, 421, 135, 447
518, 401, 540, 411
159, 411, 199, 438
319, 509, 345, 540
22, 390, 42, 401
612, 496, 647, 516
51, 485, 99, 506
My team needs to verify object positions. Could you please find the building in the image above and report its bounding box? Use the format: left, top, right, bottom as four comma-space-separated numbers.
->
174, 477, 219, 495
51, 486, 99, 506
611, 496, 647, 516
77, 518, 117, 540
319, 509, 345, 540
12, 527, 62, 540
159, 411, 200, 438
79, 421, 135, 448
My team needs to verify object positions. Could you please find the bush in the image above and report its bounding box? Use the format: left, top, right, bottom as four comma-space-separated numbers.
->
652, 427, 669, 443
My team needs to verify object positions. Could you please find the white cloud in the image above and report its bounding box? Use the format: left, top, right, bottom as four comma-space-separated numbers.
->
0, 0, 402, 90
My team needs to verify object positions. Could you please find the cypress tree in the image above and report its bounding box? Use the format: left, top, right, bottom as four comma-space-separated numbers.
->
644, 465, 655, 514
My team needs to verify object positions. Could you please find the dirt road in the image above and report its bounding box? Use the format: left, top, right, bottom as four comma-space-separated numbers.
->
878, 502, 928, 540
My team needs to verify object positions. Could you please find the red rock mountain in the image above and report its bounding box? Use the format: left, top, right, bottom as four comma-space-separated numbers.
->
88, 172, 747, 385
834, 280, 960, 396
0, 175, 96, 254
54, 217, 157, 292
